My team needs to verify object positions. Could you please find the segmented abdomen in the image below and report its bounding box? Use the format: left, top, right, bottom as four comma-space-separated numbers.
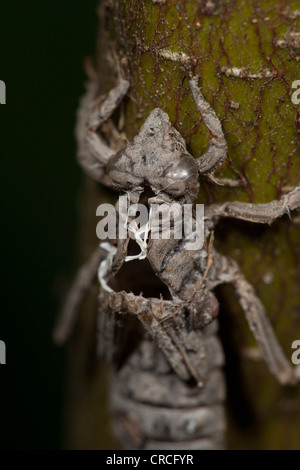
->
110, 321, 226, 450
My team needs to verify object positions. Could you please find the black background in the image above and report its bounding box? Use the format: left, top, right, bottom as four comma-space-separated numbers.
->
0, 0, 99, 449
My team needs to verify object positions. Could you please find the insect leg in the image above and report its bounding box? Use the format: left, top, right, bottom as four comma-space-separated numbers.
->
189, 76, 228, 176
53, 247, 105, 345
76, 78, 130, 185
106, 291, 208, 385
216, 254, 300, 385
206, 185, 300, 226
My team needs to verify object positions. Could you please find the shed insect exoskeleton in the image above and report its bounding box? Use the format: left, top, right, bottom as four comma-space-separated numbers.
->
54, 73, 300, 449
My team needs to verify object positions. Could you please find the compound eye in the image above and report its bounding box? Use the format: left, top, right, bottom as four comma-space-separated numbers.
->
164, 154, 198, 197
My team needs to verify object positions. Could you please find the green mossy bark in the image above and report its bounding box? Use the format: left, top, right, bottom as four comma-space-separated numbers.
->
66, 0, 300, 449
115, 0, 300, 450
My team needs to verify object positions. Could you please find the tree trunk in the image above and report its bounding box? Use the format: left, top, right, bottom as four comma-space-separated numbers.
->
63, 0, 300, 449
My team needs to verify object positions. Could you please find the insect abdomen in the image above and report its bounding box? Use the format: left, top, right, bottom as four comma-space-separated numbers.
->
110, 322, 226, 450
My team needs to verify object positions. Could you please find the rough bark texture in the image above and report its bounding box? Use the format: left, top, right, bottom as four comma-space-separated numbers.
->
64, 0, 300, 449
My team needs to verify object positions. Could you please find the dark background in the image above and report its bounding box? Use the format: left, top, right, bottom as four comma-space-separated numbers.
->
0, 0, 99, 449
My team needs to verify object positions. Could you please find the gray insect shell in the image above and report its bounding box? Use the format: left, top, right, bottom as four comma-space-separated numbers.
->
106, 108, 199, 202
